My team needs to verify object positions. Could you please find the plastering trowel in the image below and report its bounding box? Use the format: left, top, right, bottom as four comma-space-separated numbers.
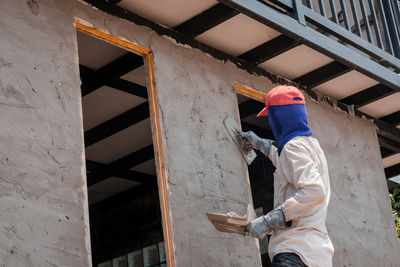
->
206, 204, 257, 236
223, 115, 257, 165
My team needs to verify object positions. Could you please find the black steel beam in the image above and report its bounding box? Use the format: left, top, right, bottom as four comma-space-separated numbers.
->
238, 99, 265, 119
380, 147, 396, 158
84, 102, 150, 147
238, 35, 300, 64
340, 84, 395, 107
80, 65, 148, 98
380, 110, 400, 126
293, 61, 350, 88
87, 145, 155, 186
106, 78, 148, 98
81, 53, 144, 96
89, 181, 158, 216
375, 119, 400, 144
218, 0, 400, 90
174, 3, 238, 37
385, 163, 400, 179
378, 135, 400, 153
108, 0, 122, 4
86, 159, 156, 185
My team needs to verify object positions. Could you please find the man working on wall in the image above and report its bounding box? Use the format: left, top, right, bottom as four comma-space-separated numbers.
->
240, 85, 334, 267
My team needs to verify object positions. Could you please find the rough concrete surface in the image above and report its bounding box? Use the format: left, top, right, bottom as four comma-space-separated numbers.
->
0, 0, 399, 266
0, 1, 91, 266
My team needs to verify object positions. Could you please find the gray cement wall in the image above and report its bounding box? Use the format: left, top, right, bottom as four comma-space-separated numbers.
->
0, 0, 398, 266
0, 1, 91, 266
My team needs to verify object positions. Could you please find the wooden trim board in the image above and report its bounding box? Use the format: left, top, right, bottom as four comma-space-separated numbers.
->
75, 21, 175, 267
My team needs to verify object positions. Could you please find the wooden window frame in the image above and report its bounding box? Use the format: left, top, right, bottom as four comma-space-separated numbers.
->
75, 21, 175, 267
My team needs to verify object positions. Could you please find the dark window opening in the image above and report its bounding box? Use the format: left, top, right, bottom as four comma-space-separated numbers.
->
76, 30, 166, 267
237, 93, 275, 267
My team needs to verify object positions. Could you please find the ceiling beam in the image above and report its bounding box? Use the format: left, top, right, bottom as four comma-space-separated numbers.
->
238, 35, 300, 65
238, 99, 265, 119
107, 0, 122, 4
84, 102, 150, 147
89, 181, 158, 216
385, 163, 400, 179
87, 145, 155, 186
293, 61, 351, 88
378, 135, 400, 154
380, 111, 400, 126
80, 65, 148, 98
86, 159, 156, 186
374, 119, 400, 144
340, 84, 395, 107
174, 3, 238, 37
81, 53, 144, 96
380, 147, 396, 158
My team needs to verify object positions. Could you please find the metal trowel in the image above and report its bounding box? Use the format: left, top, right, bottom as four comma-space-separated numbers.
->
223, 115, 257, 165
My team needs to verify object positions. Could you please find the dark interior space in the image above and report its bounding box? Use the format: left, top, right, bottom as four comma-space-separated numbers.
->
77, 30, 166, 267
237, 93, 276, 266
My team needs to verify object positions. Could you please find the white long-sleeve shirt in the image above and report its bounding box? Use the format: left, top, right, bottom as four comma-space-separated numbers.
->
267, 136, 334, 267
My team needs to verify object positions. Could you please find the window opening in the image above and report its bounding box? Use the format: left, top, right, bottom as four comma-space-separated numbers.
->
236, 89, 275, 267
76, 25, 169, 267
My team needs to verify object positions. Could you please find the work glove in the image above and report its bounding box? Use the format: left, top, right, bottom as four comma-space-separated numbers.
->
239, 131, 273, 157
246, 208, 286, 239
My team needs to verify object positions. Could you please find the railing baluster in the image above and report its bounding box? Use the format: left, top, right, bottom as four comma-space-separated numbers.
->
377, 0, 394, 54
359, 0, 373, 43
329, 0, 339, 24
385, 0, 400, 57
350, 0, 362, 37
339, 0, 350, 30
368, 0, 384, 49
318, 0, 327, 17
306, 0, 314, 10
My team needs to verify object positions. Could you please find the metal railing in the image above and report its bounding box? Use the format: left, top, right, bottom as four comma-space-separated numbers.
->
265, 0, 400, 69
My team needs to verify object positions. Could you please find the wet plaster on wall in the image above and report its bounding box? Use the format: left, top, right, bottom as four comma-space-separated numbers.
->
0, 1, 90, 266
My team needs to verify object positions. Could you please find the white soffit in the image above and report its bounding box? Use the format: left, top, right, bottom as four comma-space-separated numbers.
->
88, 177, 139, 204
383, 153, 400, 168
82, 86, 147, 131
85, 118, 153, 164
121, 66, 147, 86
313, 70, 379, 100
258, 45, 333, 80
358, 92, 400, 118
118, 0, 217, 28
389, 175, 400, 184
77, 31, 127, 70
131, 159, 157, 176
195, 14, 281, 56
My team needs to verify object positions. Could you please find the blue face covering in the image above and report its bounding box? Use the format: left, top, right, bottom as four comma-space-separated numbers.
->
268, 104, 313, 153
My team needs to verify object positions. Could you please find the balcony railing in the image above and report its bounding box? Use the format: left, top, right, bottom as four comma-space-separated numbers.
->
265, 0, 400, 70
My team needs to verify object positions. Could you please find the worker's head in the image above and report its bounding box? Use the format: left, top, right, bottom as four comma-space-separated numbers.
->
257, 85, 312, 151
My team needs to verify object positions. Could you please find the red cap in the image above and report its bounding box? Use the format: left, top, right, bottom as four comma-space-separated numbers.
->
257, 85, 305, 117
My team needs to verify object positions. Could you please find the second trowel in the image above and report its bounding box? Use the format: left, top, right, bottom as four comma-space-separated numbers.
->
223, 115, 257, 165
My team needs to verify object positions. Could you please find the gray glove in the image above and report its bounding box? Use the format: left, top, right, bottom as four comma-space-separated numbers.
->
246, 208, 286, 239
239, 131, 273, 157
